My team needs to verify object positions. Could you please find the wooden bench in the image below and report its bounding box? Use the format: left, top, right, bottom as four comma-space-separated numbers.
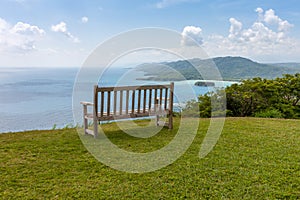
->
80, 82, 174, 137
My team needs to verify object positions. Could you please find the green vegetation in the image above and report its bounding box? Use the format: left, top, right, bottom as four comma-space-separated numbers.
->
273, 62, 300, 70
184, 73, 300, 119
1, 118, 300, 199
137, 56, 300, 81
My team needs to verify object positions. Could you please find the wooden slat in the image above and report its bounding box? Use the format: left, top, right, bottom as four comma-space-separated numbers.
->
98, 112, 154, 121
97, 84, 171, 92
119, 90, 123, 115
143, 89, 147, 113
159, 88, 163, 111
137, 89, 141, 113
148, 89, 152, 111
99, 115, 128, 121
95, 108, 165, 117
164, 88, 168, 110
154, 89, 157, 112
94, 86, 98, 118
168, 82, 174, 129
126, 90, 129, 114
107, 91, 111, 116
95, 111, 161, 119
113, 91, 117, 115
131, 90, 135, 114
100, 91, 104, 117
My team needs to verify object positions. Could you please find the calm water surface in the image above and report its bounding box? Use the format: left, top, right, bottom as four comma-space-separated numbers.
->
0, 67, 233, 133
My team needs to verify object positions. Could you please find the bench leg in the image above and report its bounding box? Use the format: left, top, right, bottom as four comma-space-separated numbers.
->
93, 115, 98, 138
155, 99, 159, 126
83, 105, 88, 134
168, 111, 173, 130
168, 82, 174, 130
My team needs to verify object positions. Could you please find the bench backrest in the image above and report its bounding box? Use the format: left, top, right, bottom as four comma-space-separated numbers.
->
94, 82, 174, 121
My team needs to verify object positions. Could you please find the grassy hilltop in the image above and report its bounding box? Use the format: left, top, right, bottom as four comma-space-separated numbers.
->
1, 117, 300, 199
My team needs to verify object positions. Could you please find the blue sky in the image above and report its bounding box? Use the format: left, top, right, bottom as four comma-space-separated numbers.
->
1, 0, 300, 67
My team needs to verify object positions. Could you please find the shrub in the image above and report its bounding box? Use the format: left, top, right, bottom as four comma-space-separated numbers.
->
254, 108, 284, 118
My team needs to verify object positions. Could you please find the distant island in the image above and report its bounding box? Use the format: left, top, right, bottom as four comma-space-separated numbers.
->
136, 56, 300, 81
194, 81, 215, 87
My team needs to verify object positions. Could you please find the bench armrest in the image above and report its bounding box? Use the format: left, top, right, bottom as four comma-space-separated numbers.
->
80, 101, 94, 106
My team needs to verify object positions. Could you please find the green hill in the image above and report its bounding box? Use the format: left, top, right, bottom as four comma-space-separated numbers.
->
271, 62, 300, 70
137, 56, 300, 81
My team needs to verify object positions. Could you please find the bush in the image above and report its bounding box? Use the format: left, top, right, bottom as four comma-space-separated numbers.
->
254, 109, 284, 118
183, 73, 300, 119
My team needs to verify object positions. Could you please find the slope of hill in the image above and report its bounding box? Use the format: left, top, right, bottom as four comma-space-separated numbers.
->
271, 62, 300, 70
136, 56, 300, 81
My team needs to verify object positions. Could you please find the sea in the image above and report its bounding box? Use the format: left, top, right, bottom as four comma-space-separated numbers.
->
0, 67, 234, 133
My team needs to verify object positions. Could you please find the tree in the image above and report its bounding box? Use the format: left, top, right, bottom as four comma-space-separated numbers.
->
183, 73, 300, 119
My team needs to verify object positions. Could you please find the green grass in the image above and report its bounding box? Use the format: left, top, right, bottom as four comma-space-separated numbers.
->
1, 118, 300, 199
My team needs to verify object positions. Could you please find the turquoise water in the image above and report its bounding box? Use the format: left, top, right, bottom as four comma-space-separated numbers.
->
0, 67, 233, 133
0, 67, 77, 133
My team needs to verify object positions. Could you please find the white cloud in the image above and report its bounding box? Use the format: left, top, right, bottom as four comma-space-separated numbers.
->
0, 18, 45, 53
155, 0, 196, 9
81, 16, 88, 23
51, 21, 80, 43
263, 9, 293, 31
255, 7, 264, 23
255, 7, 263, 14
51, 21, 66, 32
0, 18, 10, 32
12, 21, 45, 35
202, 8, 299, 62
181, 25, 203, 46
228, 18, 242, 40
